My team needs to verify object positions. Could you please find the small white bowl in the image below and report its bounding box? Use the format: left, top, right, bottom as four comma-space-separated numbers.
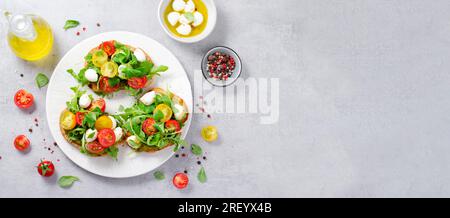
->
201, 46, 242, 87
158, 0, 217, 43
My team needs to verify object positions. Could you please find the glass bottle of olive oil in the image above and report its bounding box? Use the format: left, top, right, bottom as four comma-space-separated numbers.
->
4, 11, 53, 61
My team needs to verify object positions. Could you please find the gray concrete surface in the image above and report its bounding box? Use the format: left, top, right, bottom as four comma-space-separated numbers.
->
1, 0, 450, 197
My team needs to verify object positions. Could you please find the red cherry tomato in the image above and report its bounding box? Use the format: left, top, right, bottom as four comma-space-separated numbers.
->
97, 128, 116, 148
75, 112, 86, 126
86, 141, 105, 154
89, 98, 106, 112
37, 160, 55, 177
99, 40, 116, 56
14, 135, 30, 151
99, 76, 120, 93
127, 77, 148, 89
165, 120, 181, 132
173, 173, 189, 189
142, 118, 156, 136
14, 89, 34, 109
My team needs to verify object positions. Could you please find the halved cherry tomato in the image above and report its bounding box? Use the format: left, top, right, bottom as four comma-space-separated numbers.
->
60, 110, 76, 130
95, 115, 113, 130
97, 128, 116, 148
92, 49, 108, 67
173, 173, 189, 189
89, 98, 106, 112
100, 61, 118, 78
14, 89, 34, 109
14, 135, 30, 151
201, 125, 218, 142
99, 40, 116, 56
154, 104, 173, 122
142, 118, 157, 135
86, 141, 105, 154
37, 160, 55, 177
165, 120, 181, 132
75, 112, 85, 126
98, 76, 120, 93
127, 77, 148, 89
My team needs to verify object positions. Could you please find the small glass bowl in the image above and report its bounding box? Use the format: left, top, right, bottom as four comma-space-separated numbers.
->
201, 46, 242, 87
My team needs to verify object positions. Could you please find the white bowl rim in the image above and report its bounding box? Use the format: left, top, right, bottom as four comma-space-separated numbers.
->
158, 0, 217, 43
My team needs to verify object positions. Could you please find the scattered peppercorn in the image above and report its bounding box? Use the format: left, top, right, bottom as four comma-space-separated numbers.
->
207, 114, 211, 118
53, 142, 58, 146
181, 153, 186, 157
197, 161, 201, 165
20, 74, 24, 77
203, 156, 207, 160
96, 23, 101, 27
28, 128, 33, 133
82, 27, 86, 31
184, 170, 188, 174
76, 31, 80, 36
175, 154, 179, 158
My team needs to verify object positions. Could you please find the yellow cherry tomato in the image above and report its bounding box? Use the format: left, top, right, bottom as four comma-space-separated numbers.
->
154, 104, 173, 122
92, 49, 108, 67
60, 110, 76, 130
95, 115, 113, 130
100, 61, 118, 78
201, 126, 218, 142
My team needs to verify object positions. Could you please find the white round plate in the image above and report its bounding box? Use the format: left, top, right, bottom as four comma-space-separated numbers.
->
46, 31, 192, 178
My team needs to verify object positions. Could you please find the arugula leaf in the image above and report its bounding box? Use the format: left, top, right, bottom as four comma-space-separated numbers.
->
82, 107, 102, 128
153, 171, 165, 180
191, 144, 203, 156
58, 176, 80, 188
67, 128, 86, 142
63, 20, 80, 30
122, 61, 154, 79
197, 167, 207, 183
67, 68, 89, 86
105, 146, 119, 160
108, 77, 121, 87
35, 73, 49, 88
66, 86, 86, 113
153, 110, 164, 121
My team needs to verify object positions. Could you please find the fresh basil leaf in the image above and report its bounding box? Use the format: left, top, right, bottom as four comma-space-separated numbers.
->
153, 171, 165, 180
58, 176, 80, 188
67, 68, 89, 86
184, 12, 195, 23
191, 144, 203, 156
197, 167, 207, 183
63, 20, 80, 30
35, 73, 49, 88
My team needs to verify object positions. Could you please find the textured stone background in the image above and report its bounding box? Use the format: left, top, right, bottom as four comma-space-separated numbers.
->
1, 0, 450, 197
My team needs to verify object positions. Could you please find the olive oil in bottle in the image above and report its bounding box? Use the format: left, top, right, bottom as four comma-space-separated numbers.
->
5, 11, 53, 61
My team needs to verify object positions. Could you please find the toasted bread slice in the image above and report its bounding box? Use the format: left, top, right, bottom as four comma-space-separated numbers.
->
87, 42, 154, 94
129, 88, 189, 153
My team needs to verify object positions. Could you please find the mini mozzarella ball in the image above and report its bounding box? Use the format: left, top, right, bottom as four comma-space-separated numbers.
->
167, 12, 180, 26
192, 11, 204, 27
184, 0, 195, 13
84, 68, 98, 82
85, 129, 98, 143
126, 135, 141, 149
113, 127, 123, 142
133, 48, 146, 62
78, 94, 91, 108
176, 24, 192, 36
173, 103, 187, 121
178, 14, 192, 25
118, 64, 127, 79
108, 116, 117, 129
172, 0, 185, 12
139, 91, 156, 105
